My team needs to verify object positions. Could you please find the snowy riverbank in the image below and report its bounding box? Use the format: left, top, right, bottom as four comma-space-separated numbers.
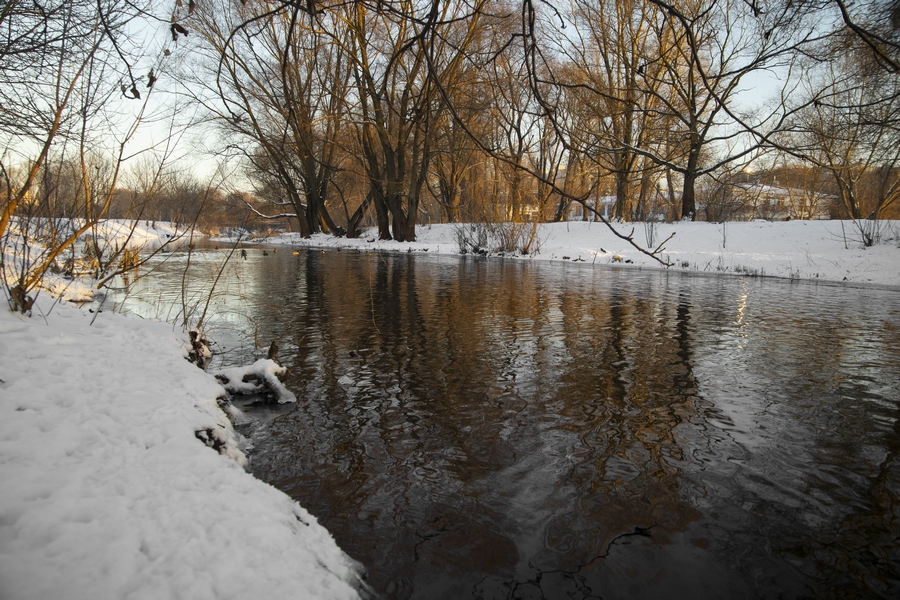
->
256, 220, 900, 288
2, 218, 898, 599
0, 298, 365, 600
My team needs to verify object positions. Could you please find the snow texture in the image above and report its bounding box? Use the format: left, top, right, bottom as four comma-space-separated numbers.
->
0, 299, 363, 600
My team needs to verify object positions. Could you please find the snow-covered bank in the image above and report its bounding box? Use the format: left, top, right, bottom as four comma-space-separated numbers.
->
0, 299, 364, 600
79, 219, 186, 252
5, 218, 186, 256
2, 220, 194, 305
256, 220, 900, 288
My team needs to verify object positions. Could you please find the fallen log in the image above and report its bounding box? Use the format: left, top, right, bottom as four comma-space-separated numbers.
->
214, 359, 297, 404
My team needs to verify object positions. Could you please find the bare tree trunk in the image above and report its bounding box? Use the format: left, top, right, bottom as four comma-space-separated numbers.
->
681, 171, 697, 221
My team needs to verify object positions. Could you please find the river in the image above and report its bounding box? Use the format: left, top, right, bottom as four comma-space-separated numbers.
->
112, 246, 900, 599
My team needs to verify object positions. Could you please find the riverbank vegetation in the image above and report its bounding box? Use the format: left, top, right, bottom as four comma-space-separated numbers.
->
3, 0, 900, 311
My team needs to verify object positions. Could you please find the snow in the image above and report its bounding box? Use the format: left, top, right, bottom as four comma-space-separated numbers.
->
78, 219, 185, 252
2, 219, 192, 306
255, 219, 900, 288
2, 217, 899, 599
0, 299, 365, 600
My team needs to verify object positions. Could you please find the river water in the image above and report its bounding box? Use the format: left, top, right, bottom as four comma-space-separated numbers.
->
114, 247, 900, 599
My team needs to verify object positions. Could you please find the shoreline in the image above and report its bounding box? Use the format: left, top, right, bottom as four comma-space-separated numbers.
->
249, 239, 900, 294
241, 220, 900, 290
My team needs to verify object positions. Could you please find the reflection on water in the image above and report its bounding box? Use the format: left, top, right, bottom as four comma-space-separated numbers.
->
117, 248, 900, 599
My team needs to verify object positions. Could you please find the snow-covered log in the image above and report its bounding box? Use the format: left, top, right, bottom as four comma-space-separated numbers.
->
215, 358, 298, 404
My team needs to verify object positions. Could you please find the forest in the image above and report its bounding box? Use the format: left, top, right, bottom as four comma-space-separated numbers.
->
2, 0, 899, 309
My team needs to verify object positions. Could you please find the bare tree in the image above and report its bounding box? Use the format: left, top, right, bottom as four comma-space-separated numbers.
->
333, 0, 489, 241
556, 0, 675, 221
1, 0, 180, 312
623, 0, 816, 220
827, 0, 900, 73
429, 7, 508, 224
189, 1, 352, 237
430, 105, 485, 223
421, 1, 677, 262
790, 52, 900, 231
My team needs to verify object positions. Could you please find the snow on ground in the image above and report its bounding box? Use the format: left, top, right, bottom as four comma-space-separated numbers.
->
2, 220, 190, 306
4, 219, 184, 257
84, 219, 185, 252
256, 220, 900, 288
0, 298, 365, 600
2, 217, 898, 600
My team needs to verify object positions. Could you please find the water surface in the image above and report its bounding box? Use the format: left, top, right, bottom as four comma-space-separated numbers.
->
117, 248, 900, 599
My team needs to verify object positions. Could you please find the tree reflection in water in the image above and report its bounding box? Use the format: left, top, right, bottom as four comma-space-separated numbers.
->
136, 249, 900, 599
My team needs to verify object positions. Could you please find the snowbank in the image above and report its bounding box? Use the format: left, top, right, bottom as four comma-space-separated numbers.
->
0, 299, 364, 600
3, 218, 185, 257
258, 220, 900, 288
82, 219, 185, 253
2, 220, 193, 306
